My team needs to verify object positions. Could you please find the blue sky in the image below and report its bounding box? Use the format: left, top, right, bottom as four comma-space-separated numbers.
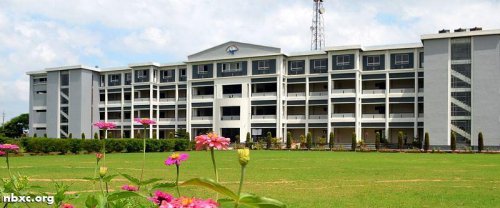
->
1, 0, 500, 121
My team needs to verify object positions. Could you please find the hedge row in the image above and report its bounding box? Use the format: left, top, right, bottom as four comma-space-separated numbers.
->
0, 137, 190, 154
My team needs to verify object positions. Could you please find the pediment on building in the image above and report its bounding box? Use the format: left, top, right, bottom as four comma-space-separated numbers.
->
187, 41, 281, 62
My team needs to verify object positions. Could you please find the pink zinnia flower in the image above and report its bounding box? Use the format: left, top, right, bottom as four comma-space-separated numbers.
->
148, 190, 174, 205
0, 144, 19, 153
134, 118, 156, 126
61, 203, 74, 208
96, 153, 103, 160
0, 151, 5, 156
165, 153, 189, 166
195, 132, 230, 150
93, 121, 117, 130
162, 197, 219, 208
121, 184, 138, 192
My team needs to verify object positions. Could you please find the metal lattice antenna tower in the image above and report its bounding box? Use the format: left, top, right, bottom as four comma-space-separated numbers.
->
310, 0, 325, 50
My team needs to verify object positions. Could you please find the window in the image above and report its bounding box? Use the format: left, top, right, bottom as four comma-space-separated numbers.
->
100, 75, 105, 87
395, 54, 409, 65
125, 73, 132, 84
109, 74, 120, 83
180, 69, 186, 77
36, 91, 47, 94
290, 61, 304, 71
367, 56, 380, 66
222, 62, 241, 72
336, 55, 350, 66
313, 59, 327, 69
137, 70, 147, 79
33, 77, 47, 84
198, 65, 209, 74
258, 60, 270, 70
162, 70, 173, 78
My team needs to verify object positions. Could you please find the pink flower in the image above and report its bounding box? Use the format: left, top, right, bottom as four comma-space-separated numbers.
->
0, 144, 19, 153
93, 121, 117, 130
134, 118, 157, 126
165, 153, 189, 166
121, 184, 138, 192
96, 153, 104, 160
0, 151, 4, 156
195, 132, 230, 150
161, 197, 219, 208
148, 190, 174, 205
60, 203, 74, 208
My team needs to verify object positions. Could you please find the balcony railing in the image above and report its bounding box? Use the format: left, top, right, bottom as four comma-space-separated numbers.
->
223, 93, 242, 98
389, 113, 414, 118
331, 113, 355, 118
309, 91, 328, 96
418, 113, 424, 118
192, 95, 214, 99
159, 98, 176, 102
309, 115, 328, 119
389, 88, 415, 93
191, 116, 213, 120
362, 89, 385, 94
287, 115, 306, 120
107, 119, 121, 123
134, 98, 150, 102
178, 117, 186, 121
418, 88, 424, 93
287, 92, 306, 97
252, 92, 277, 97
251, 115, 276, 119
221, 116, 240, 120
178, 97, 187, 101
159, 118, 176, 121
332, 89, 356, 94
362, 114, 385, 118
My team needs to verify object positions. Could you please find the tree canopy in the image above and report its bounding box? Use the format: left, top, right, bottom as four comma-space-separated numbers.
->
0, 113, 29, 138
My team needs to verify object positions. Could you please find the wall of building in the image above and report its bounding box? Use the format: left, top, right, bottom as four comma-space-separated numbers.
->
46, 71, 60, 138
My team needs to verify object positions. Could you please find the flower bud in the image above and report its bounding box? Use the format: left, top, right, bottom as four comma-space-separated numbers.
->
96, 153, 103, 161
237, 148, 250, 167
99, 166, 108, 177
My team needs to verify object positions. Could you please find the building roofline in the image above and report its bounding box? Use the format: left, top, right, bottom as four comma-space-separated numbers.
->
27, 65, 100, 75
286, 50, 327, 57
185, 53, 284, 63
362, 42, 423, 51
421, 28, 500, 40
188, 41, 281, 58
128, 62, 160, 68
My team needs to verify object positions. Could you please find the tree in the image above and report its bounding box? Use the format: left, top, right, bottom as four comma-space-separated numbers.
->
168, 132, 175, 139
0, 113, 29, 138
266, 132, 272, 150
175, 129, 187, 138
450, 131, 457, 151
68, 133, 73, 139
306, 132, 312, 150
329, 132, 335, 150
424, 132, 430, 152
81, 133, 86, 139
351, 132, 357, 151
246, 132, 251, 148
286, 131, 292, 149
235, 135, 240, 144
478, 132, 484, 153
398, 131, 404, 150
33, 133, 37, 138
375, 132, 381, 151
185, 132, 190, 140
43, 133, 47, 138
94, 132, 99, 140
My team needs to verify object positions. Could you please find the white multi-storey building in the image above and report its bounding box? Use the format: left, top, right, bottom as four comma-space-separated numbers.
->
27, 28, 500, 149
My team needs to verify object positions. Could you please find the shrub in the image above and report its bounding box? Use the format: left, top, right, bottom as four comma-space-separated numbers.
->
478, 132, 484, 153
43, 133, 47, 138
33, 133, 37, 138
106, 139, 125, 153
69, 139, 82, 154
424, 132, 430, 151
329, 132, 334, 149
185, 132, 190, 140
168, 132, 175, 139
375, 132, 381, 151
351, 132, 356, 151
68, 133, 73, 139
306, 132, 312, 150
81, 133, 86, 139
235, 135, 240, 144
398, 131, 404, 150
286, 131, 292, 149
82, 139, 102, 153
266, 132, 272, 150
299, 135, 306, 146
94, 132, 99, 140
246, 132, 251, 148
450, 131, 457, 151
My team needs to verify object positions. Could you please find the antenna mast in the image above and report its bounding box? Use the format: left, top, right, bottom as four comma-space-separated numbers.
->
310, 0, 325, 50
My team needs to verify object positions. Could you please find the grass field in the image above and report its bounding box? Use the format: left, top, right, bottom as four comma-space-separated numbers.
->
1, 151, 500, 207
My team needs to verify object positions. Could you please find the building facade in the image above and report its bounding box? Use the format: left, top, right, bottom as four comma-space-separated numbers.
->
27, 28, 500, 148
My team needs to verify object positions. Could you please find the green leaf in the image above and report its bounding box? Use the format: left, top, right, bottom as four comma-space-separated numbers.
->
107, 191, 142, 201
120, 173, 141, 186
151, 182, 176, 190
180, 177, 238, 200
102, 174, 119, 183
238, 193, 287, 208
140, 178, 163, 186
85, 195, 98, 208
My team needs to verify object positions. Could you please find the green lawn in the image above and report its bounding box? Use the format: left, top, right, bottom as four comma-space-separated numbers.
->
1, 151, 500, 207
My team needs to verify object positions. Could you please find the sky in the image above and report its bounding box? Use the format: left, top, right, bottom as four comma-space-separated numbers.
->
1, 0, 500, 121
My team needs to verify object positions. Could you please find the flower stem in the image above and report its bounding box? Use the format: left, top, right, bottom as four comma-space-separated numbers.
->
175, 164, 181, 197
138, 126, 146, 190
235, 166, 246, 208
210, 148, 219, 182
93, 160, 98, 190
5, 152, 12, 178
